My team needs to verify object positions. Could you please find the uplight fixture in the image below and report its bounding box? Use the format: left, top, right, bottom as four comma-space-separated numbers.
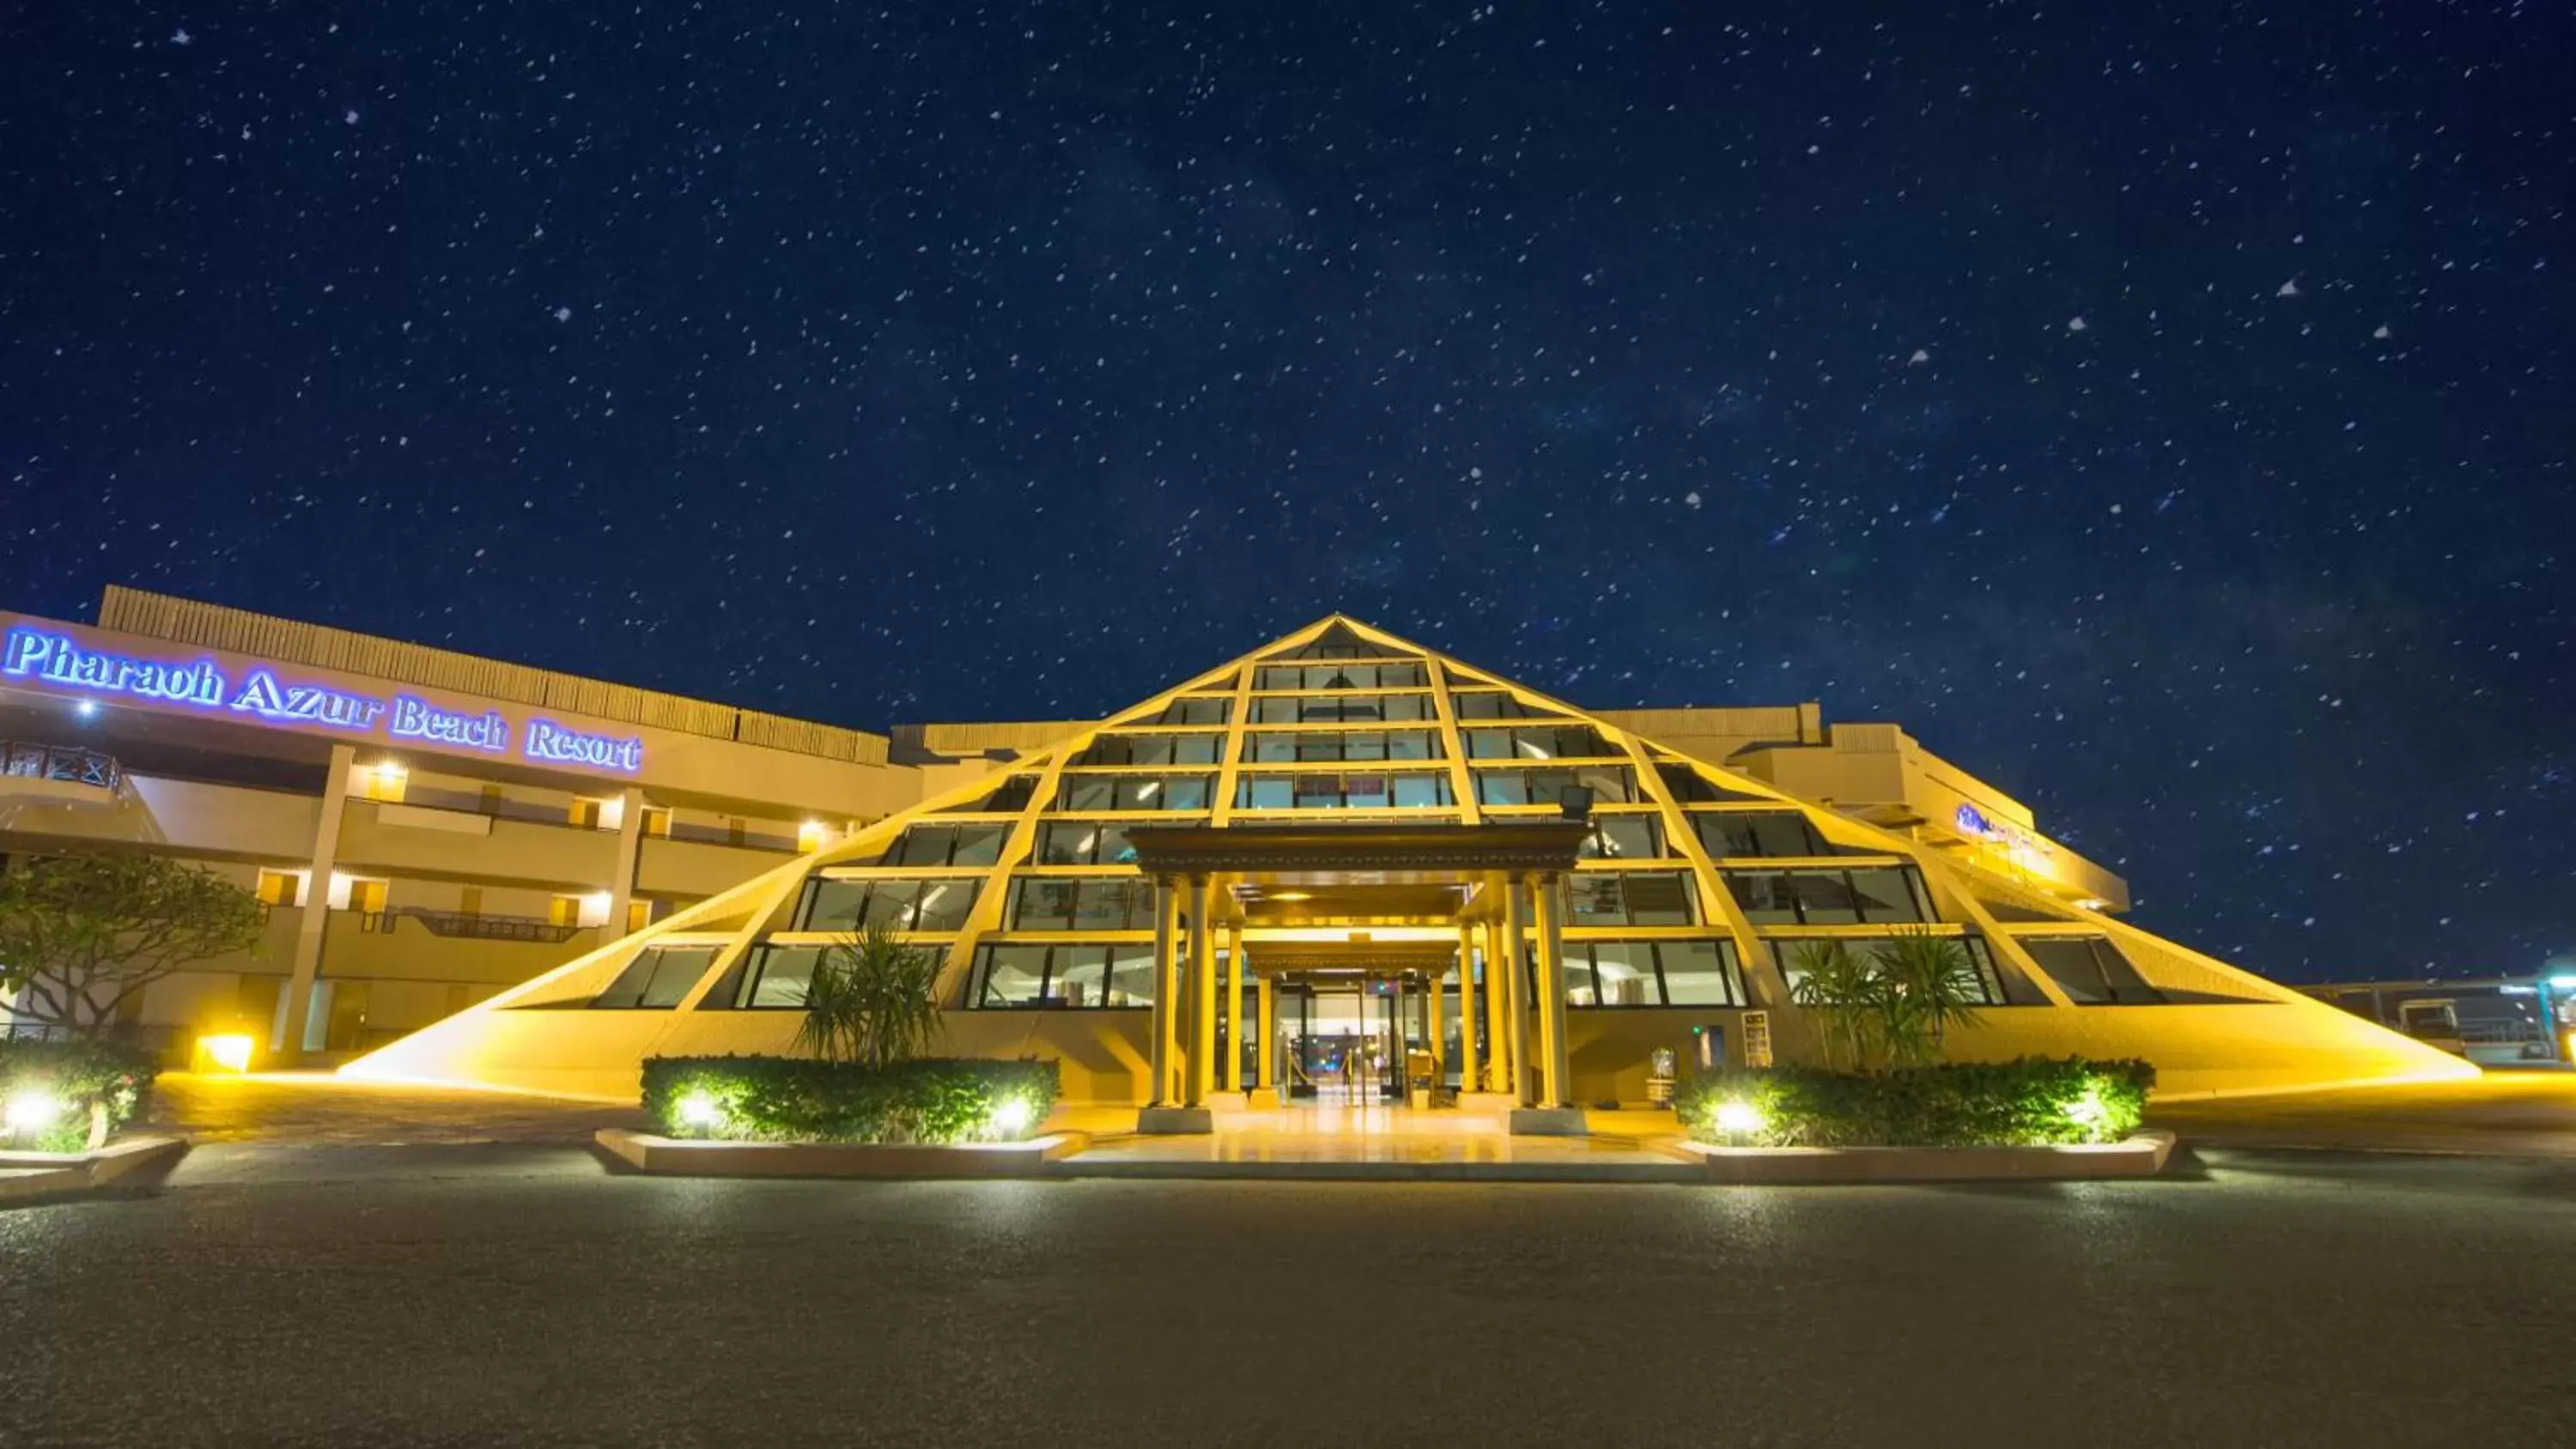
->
3, 1091, 66, 1134
987, 1097, 1035, 1137
1712, 1099, 1765, 1138
198, 1033, 257, 1074
674, 1092, 724, 1132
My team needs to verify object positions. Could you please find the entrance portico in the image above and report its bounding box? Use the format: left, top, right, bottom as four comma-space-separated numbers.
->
1123, 822, 1590, 1133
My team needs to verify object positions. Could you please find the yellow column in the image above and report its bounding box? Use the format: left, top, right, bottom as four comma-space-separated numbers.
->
1532, 874, 1570, 1109
1188, 874, 1217, 1106
1224, 921, 1246, 1093
1501, 878, 1531, 1105
1151, 876, 1177, 1107
1256, 974, 1276, 1093
1427, 960, 1446, 1093
1456, 925, 1480, 1095
1482, 917, 1509, 1093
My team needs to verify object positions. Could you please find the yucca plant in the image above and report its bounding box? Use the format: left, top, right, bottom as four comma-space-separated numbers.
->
796, 920, 945, 1068
1869, 927, 1988, 1067
1785, 939, 1885, 1071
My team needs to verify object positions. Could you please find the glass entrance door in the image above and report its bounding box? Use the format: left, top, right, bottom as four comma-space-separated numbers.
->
1278, 976, 1414, 1106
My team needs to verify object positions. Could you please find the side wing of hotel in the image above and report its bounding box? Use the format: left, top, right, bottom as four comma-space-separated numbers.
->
2, 591, 2470, 1105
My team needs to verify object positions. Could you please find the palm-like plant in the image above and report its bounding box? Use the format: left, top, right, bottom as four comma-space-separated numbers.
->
1785, 939, 1884, 1071
796, 921, 944, 1068
1869, 928, 1987, 1067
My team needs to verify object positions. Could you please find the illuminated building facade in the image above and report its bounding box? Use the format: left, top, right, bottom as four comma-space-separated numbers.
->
2, 588, 922, 1063
335, 615, 2470, 1109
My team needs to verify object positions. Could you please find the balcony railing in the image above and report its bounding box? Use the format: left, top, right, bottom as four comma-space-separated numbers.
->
353, 908, 588, 945
1, 740, 120, 791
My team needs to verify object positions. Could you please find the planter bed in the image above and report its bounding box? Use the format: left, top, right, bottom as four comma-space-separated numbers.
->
1664, 1130, 2175, 1185
0, 1136, 189, 1204
597, 1126, 1091, 1179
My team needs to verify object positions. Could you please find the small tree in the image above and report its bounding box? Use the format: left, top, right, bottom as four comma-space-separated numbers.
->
795, 920, 943, 1068
0, 854, 264, 1038
1872, 927, 1987, 1067
1786, 939, 1882, 1071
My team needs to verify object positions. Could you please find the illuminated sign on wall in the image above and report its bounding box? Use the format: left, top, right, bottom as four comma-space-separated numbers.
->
1953, 803, 2052, 858
3, 626, 644, 775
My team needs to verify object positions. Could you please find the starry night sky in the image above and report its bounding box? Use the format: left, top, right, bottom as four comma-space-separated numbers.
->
2, 4, 2567, 982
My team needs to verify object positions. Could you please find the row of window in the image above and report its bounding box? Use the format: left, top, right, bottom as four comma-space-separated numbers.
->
1237, 772, 1455, 809
587, 932, 2144, 1016
1145, 689, 1572, 728
1725, 868, 1933, 926
798, 876, 981, 933
1255, 663, 1430, 691
1066, 725, 1631, 767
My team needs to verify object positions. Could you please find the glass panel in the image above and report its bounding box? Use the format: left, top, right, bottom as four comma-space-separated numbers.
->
1294, 774, 1340, 809
1589, 942, 1656, 1005
1051, 945, 1112, 1008
1625, 873, 1695, 925
1476, 774, 1533, 806
1241, 777, 1294, 809
1726, 872, 1801, 925
797, 879, 867, 931
1037, 822, 1100, 865
1565, 874, 1626, 925
1105, 944, 1157, 1006
1558, 946, 1601, 1006
978, 945, 1051, 1007
746, 945, 823, 1009
1059, 778, 1117, 812
1157, 697, 1230, 725
1787, 872, 1862, 925
1657, 941, 1740, 1005
1699, 811, 1827, 858
591, 947, 714, 1009
1572, 767, 1636, 804
1011, 879, 1079, 931
2021, 937, 2160, 1004
908, 879, 975, 931
1582, 815, 1662, 859
1343, 773, 1391, 809
1847, 868, 1929, 924
1387, 731, 1437, 761
1391, 774, 1449, 808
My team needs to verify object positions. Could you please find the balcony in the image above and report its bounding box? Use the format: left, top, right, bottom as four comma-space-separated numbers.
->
1, 739, 119, 790
337, 798, 618, 888
320, 908, 602, 985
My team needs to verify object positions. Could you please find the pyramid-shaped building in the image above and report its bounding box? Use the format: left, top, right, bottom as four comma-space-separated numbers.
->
346, 616, 2466, 1109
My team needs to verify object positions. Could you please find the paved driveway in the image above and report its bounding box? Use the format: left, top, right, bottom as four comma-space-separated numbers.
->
143, 1070, 649, 1145
2148, 1070, 2576, 1157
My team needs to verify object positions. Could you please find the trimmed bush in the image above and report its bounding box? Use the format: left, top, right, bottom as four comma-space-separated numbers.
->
0, 1038, 161, 1154
641, 1055, 1060, 1146
1674, 1058, 2155, 1149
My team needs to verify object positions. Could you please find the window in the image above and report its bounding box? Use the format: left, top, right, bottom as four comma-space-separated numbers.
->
254, 869, 304, 907
1558, 939, 1748, 1007
1474, 767, 1637, 808
2020, 937, 2166, 1004
936, 775, 1038, 813
1460, 725, 1614, 760
1564, 871, 1698, 926
881, 822, 1011, 868
1578, 815, 1665, 859
1774, 936, 2005, 1006
1249, 694, 1436, 723
795, 877, 980, 932
1007, 877, 1156, 931
1726, 868, 1931, 925
1155, 696, 1231, 726
700, 944, 828, 1009
1245, 730, 1443, 762
1658, 764, 1759, 803
971, 943, 1157, 1008
1054, 774, 1213, 811
1070, 734, 1224, 767
1036, 820, 1142, 865
1234, 771, 1455, 809
1450, 692, 1556, 720
588, 947, 716, 1009
1255, 663, 1428, 690
1695, 810, 1838, 858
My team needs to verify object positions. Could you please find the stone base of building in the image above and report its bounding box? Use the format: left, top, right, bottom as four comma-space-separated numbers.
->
1509, 1106, 1589, 1137
1136, 1106, 1216, 1135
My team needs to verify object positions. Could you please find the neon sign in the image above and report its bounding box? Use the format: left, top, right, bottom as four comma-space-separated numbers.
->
4, 625, 644, 774
1953, 803, 2052, 857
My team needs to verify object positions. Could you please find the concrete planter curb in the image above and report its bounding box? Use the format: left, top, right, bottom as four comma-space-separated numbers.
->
596, 1127, 1091, 1179
1664, 1130, 2176, 1184
0, 1136, 190, 1204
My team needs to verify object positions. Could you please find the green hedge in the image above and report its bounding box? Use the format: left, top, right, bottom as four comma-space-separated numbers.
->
641, 1056, 1060, 1145
1674, 1058, 2155, 1149
0, 1039, 161, 1154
